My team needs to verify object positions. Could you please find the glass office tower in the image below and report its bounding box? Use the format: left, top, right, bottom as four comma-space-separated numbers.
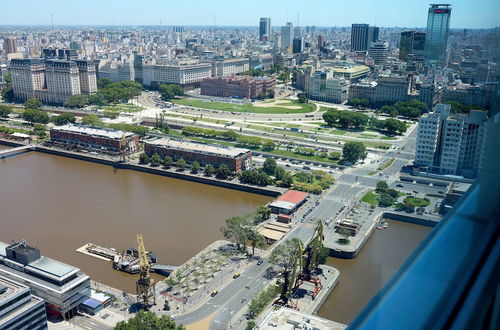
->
424, 4, 452, 66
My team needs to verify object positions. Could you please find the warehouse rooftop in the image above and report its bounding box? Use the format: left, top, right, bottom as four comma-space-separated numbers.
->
52, 124, 135, 140
147, 138, 251, 158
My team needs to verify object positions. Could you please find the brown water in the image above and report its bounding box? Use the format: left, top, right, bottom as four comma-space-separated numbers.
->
0, 146, 271, 292
318, 220, 432, 324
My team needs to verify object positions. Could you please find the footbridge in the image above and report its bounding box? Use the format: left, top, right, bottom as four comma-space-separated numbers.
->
0, 145, 34, 157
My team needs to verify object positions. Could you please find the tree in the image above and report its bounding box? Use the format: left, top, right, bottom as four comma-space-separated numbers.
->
33, 123, 46, 139
53, 113, 76, 126
257, 92, 266, 100
246, 321, 256, 330
329, 151, 342, 160
191, 161, 200, 173
150, 153, 162, 166
338, 228, 351, 244
342, 141, 367, 163
384, 118, 406, 135
115, 310, 184, 330
266, 89, 275, 99
22, 109, 49, 124
387, 188, 399, 198
262, 157, 277, 175
1, 86, 15, 102
163, 156, 173, 168
97, 78, 113, 89
318, 247, 330, 264
176, 157, 187, 170
247, 229, 266, 257
81, 114, 103, 127
64, 94, 89, 108
0, 105, 12, 118
204, 164, 216, 176
24, 98, 42, 110
278, 71, 290, 83
216, 164, 231, 179
378, 193, 395, 207
262, 140, 276, 151
376, 181, 389, 193
139, 153, 150, 164
220, 216, 253, 252
255, 205, 271, 223
297, 93, 307, 103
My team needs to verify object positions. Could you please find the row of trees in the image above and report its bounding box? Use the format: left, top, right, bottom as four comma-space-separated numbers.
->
380, 100, 429, 119
323, 108, 407, 135
323, 109, 369, 129
347, 98, 370, 108
139, 152, 233, 179
181, 126, 276, 151
115, 310, 184, 330
159, 84, 184, 101
0, 105, 12, 118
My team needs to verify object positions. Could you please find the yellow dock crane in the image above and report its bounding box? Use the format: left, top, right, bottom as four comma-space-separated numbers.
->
136, 233, 156, 308
295, 220, 324, 299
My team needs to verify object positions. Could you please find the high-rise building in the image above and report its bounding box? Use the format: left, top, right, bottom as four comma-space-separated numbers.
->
351, 24, 369, 51
317, 35, 324, 49
0, 276, 48, 330
400, 31, 426, 61
424, 4, 452, 66
368, 26, 380, 44
259, 18, 271, 41
292, 38, 303, 54
281, 23, 294, 49
133, 52, 144, 84
369, 41, 388, 65
3, 37, 17, 54
415, 104, 488, 178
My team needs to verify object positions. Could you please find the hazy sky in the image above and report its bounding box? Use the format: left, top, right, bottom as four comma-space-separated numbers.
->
0, 0, 498, 29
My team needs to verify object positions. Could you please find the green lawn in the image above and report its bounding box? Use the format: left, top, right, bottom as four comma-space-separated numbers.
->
103, 104, 144, 113
380, 136, 398, 140
361, 190, 379, 205
172, 98, 315, 114
378, 158, 396, 171
403, 197, 430, 207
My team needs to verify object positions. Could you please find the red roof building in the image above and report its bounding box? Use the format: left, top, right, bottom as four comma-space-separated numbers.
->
276, 190, 310, 205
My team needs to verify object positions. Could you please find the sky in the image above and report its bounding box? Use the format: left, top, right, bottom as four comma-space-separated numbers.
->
0, 0, 499, 29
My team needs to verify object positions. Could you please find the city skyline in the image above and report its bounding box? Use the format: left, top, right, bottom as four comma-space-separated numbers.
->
0, 0, 499, 29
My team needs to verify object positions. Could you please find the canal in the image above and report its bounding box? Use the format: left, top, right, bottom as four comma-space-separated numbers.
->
318, 220, 432, 324
0, 146, 271, 292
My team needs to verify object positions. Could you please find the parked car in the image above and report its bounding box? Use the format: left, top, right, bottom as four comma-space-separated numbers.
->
257, 259, 263, 265
233, 273, 241, 279
211, 290, 218, 297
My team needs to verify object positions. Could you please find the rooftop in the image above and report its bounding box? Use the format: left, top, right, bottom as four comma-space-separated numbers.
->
257, 307, 346, 329
0, 276, 29, 304
52, 124, 135, 140
147, 138, 250, 159
277, 190, 309, 205
26, 256, 78, 280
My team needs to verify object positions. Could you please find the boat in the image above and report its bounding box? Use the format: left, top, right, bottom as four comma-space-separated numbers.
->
377, 221, 389, 230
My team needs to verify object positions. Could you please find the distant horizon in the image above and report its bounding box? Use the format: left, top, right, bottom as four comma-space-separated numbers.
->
0, 0, 498, 29
0, 24, 497, 30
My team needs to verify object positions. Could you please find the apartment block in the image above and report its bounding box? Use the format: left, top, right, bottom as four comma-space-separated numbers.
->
415, 104, 488, 178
